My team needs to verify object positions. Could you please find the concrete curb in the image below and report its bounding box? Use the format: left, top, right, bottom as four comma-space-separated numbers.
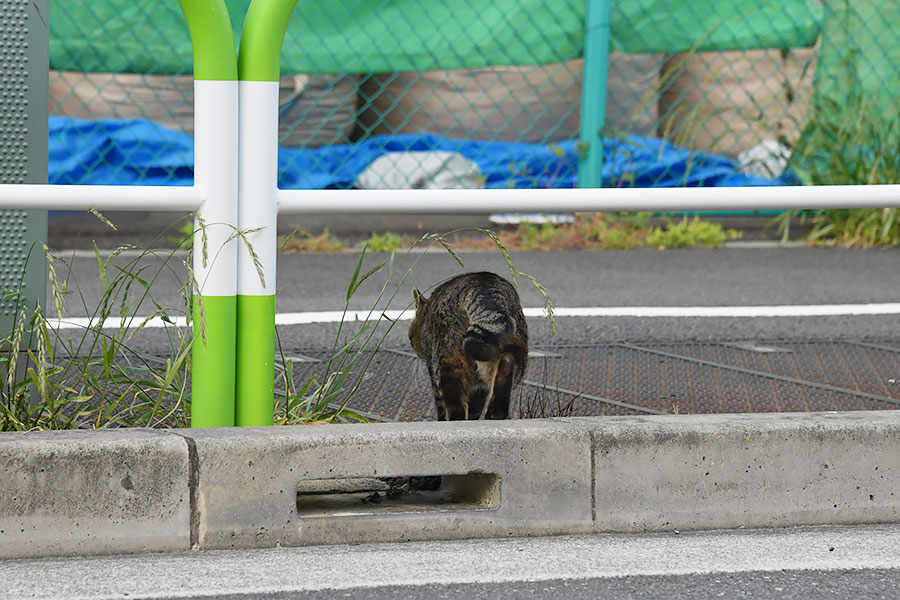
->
0, 429, 190, 559
1, 411, 898, 559
588, 411, 900, 532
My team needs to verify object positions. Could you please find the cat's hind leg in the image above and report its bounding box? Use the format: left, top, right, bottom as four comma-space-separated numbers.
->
486, 353, 516, 419
467, 386, 491, 420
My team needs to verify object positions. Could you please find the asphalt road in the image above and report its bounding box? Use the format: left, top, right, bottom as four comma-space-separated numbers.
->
4, 524, 900, 599
51, 245, 900, 353
24, 232, 900, 598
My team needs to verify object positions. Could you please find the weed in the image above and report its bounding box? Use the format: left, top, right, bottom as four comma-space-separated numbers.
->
514, 355, 577, 419
518, 221, 567, 250
279, 227, 345, 253
773, 91, 900, 246
516, 384, 577, 419
646, 216, 742, 249
365, 231, 411, 253
803, 208, 900, 247
1, 227, 195, 431
2, 214, 555, 429
491, 212, 740, 251
168, 221, 194, 250
272, 228, 556, 424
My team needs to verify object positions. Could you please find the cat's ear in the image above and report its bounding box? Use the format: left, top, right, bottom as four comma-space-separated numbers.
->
412, 288, 426, 309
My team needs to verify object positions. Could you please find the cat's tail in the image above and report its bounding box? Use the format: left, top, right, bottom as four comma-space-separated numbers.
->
463, 293, 516, 361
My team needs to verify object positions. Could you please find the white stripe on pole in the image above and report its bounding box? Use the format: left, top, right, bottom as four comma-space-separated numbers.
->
0, 184, 202, 211
277, 185, 900, 214
193, 80, 239, 296
238, 80, 279, 295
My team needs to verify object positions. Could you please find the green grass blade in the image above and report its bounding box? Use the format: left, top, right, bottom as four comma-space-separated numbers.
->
347, 243, 368, 302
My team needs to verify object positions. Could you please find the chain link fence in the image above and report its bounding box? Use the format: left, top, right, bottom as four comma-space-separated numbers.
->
46, 1, 899, 192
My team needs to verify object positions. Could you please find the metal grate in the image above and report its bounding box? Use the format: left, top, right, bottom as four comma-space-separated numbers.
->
280, 340, 900, 421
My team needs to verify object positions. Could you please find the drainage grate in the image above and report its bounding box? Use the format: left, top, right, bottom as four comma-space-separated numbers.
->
280, 341, 900, 421
279, 350, 428, 421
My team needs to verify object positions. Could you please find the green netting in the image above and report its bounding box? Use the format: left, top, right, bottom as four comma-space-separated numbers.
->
50, 0, 581, 75
46, 0, 900, 191
50, 0, 820, 75
612, 0, 822, 54
791, 0, 900, 185
813, 0, 900, 113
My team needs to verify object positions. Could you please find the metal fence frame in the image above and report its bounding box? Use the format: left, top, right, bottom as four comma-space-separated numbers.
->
2, 0, 899, 427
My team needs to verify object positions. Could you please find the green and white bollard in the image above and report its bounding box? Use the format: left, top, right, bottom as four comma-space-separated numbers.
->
179, 0, 240, 427
234, 0, 300, 426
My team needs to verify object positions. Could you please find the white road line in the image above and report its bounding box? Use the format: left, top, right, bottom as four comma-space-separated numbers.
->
545, 303, 900, 318
47, 302, 900, 330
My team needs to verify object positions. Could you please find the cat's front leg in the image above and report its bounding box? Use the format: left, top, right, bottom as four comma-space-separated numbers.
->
432, 394, 447, 421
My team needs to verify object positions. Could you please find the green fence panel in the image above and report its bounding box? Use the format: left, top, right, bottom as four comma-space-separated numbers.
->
50, 0, 821, 75
790, 0, 900, 186
611, 0, 822, 54
46, 0, 899, 192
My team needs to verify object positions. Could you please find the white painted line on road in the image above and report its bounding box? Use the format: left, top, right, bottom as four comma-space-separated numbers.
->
50, 315, 190, 330
545, 303, 900, 318
48, 302, 900, 330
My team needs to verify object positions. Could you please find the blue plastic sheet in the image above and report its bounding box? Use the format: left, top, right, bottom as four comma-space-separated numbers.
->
49, 116, 789, 190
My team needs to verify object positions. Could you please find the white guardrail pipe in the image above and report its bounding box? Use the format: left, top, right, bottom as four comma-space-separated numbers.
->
277, 184, 900, 214
4, 183, 897, 215
0, 184, 202, 211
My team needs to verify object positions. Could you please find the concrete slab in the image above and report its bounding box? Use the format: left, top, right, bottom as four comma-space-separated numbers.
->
0, 428, 191, 558
584, 411, 900, 532
182, 419, 593, 549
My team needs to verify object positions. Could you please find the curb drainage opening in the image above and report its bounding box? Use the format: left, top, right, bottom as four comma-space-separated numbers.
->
296, 473, 500, 517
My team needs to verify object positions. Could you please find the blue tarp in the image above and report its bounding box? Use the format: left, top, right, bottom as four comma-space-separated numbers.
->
48, 116, 790, 189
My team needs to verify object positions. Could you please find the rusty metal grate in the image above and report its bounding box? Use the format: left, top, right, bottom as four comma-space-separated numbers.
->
279, 341, 900, 421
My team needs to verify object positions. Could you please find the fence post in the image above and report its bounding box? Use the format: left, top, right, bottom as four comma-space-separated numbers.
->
234, 0, 300, 426
178, 0, 240, 427
578, 0, 611, 188
0, 0, 48, 366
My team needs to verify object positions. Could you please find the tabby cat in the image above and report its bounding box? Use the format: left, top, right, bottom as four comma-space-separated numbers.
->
408, 271, 528, 420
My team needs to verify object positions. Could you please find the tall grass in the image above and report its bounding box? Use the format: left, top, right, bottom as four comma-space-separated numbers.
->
2, 218, 553, 430
773, 92, 900, 246
273, 227, 556, 424
1, 218, 196, 431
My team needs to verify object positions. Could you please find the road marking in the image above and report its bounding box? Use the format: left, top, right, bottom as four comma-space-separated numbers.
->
48, 302, 900, 330
545, 303, 900, 318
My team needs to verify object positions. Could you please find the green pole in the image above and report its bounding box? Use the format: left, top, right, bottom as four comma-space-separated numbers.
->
238, 0, 301, 82
177, 0, 238, 81
577, 0, 611, 188
178, 0, 240, 427
234, 0, 300, 426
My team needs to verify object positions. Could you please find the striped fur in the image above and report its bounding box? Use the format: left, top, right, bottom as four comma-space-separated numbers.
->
409, 272, 527, 420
